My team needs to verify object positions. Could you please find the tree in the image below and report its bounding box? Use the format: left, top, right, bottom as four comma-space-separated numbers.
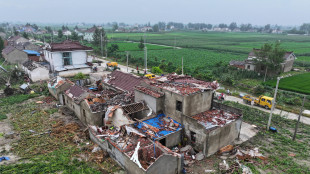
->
152, 24, 159, 32
22, 32, 29, 39
58, 29, 63, 38
108, 44, 119, 55
300, 23, 310, 34
112, 23, 118, 32
0, 27, 5, 32
71, 31, 79, 41
264, 24, 271, 31
0, 37, 4, 57
138, 37, 144, 50
254, 41, 285, 81
13, 27, 19, 36
151, 66, 163, 74
219, 23, 227, 28
93, 27, 108, 53
229, 22, 237, 31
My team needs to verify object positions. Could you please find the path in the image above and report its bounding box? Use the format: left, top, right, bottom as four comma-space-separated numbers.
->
125, 41, 182, 49
217, 92, 310, 125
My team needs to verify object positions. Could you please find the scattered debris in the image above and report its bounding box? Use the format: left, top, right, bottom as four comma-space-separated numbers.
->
195, 152, 205, 161
192, 109, 241, 129
130, 141, 142, 168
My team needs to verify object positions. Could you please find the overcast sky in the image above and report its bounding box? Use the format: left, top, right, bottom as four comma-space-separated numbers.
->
0, 0, 309, 26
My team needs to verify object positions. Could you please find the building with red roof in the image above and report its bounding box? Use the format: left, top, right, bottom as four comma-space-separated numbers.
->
44, 40, 93, 77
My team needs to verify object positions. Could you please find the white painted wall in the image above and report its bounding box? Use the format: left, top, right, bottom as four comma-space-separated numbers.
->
58, 68, 91, 77
44, 50, 89, 72
112, 108, 132, 128
29, 67, 50, 82
84, 33, 93, 41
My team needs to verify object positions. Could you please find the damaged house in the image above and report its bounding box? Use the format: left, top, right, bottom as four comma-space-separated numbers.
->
49, 73, 243, 174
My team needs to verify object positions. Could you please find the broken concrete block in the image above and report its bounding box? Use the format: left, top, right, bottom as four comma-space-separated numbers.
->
180, 145, 192, 152
195, 152, 204, 161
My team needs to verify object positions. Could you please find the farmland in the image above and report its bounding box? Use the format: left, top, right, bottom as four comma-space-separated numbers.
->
265, 73, 310, 94
108, 31, 310, 65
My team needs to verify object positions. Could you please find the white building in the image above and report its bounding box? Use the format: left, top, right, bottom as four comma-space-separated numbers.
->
44, 40, 93, 77
83, 27, 97, 41
22, 60, 50, 82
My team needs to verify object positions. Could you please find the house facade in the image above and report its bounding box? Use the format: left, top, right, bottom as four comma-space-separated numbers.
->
44, 40, 93, 77
22, 60, 49, 82
83, 27, 97, 41
245, 48, 296, 73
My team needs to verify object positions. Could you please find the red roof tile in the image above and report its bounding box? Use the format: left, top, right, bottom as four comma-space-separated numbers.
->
48, 40, 92, 52
107, 71, 143, 92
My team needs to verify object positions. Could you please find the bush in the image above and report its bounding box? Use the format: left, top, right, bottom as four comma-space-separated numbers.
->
73, 72, 86, 80
151, 66, 163, 74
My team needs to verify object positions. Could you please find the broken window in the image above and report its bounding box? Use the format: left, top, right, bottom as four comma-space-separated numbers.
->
247, 65, 250, 69
176, 100, 182, 112
159, 138, 166, 146
190, 131, 196, 143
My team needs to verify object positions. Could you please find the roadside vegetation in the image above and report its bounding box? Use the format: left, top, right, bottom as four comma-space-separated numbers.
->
224, 101, 310, 173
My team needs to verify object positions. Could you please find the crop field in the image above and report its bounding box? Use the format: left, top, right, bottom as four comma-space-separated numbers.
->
109, 31, 310, 65
119, 48, 244, 69
107, 41, 172, 52
265, 73, 310, 94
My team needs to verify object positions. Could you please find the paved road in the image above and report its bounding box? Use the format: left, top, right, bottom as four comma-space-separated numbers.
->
217, 92, 310, 125
94, 56, 152, 74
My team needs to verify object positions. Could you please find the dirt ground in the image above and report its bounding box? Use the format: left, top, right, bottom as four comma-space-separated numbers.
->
0, 113, 20, 165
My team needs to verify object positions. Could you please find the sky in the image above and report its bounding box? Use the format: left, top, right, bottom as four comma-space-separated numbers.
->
0, 0, 309, 26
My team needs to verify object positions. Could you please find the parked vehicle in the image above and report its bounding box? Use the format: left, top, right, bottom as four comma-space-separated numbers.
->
242, 95, 274, 109
144, 73, 156, 79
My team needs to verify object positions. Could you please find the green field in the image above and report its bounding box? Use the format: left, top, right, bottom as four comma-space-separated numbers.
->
107, 41, 172, 52
108, 31, 310, 65
265, 73, 310, 94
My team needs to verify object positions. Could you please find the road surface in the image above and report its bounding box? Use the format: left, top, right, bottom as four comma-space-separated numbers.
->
217, 93, 310, 125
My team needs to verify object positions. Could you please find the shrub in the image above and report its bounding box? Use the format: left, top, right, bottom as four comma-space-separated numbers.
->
73, 72, 86, 80
151, 66, 163, 74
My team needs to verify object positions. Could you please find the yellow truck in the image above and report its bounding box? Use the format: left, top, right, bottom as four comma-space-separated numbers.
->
242, 95, 274, 109
106, 62, 118, 67
144, 73, 156, 79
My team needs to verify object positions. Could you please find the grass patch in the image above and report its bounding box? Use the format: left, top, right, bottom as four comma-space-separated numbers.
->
264, 73, 310, 94
0, 114, 7, 121
224, 101, 310, 173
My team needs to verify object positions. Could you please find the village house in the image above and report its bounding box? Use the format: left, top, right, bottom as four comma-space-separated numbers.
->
48, 73, 243, 173
7, 36, 29, 46
83, 27, 97, 41
244, 48, 296, 73
22, 60, 50, 82
44, 40, 93, 77
133, 74, 242, 157
2, 45, 28, 64
63, 30, 72, 36
229, 60, 245, 69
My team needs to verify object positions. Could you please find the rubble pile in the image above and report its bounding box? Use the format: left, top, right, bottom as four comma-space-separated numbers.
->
134, 115, 182, 139
192, 109, 241, 129
150, 81, 201, 95
43, 96, 55, 104
135, 86, 164, 98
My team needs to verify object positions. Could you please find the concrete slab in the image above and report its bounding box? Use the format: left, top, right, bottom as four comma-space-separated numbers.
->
234, 122, 258, 144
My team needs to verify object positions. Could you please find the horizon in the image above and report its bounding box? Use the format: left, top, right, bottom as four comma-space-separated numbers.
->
0, 0, 309, 26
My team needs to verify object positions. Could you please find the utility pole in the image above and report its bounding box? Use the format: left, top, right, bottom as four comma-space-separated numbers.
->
100, 31, 103, 57
293, 96, 306, 141
267, 77, 281, 130
144, 34, 147, 73
182, 57, 184, 75
126, 51, 129, 72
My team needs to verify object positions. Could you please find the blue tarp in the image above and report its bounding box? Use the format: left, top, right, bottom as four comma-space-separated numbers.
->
23, 50, 40, 56
135, 114, 182, 139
